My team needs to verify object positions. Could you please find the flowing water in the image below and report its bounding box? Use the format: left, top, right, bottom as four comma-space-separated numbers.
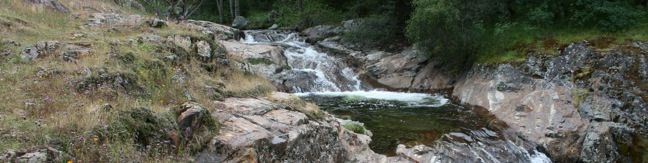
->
242, 31, 552, 162
242, 30, 362, 92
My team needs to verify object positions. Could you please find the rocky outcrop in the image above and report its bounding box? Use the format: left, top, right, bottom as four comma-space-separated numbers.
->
453, 42, 648, 162
185, 20, 240, 40
365, 48, 428, 89
302, 25, 342, 43
21, 41, 60, 61
197, 93, 381, 162
219, 40, 287, 78
86, 13, 144, 27
395, 128, 550, 163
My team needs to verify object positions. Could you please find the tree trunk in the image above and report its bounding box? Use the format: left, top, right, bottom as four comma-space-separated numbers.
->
229, 0, 234, 19
234, 0, 240, 17
217, 0, 224, 23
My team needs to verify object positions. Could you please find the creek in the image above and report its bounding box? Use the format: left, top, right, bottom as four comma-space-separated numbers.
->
242, 30, 552, 162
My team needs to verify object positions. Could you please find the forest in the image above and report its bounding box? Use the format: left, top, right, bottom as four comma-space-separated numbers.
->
140, 0, 648, 71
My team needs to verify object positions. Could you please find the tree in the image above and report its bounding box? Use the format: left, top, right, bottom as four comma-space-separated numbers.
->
406, 0, 508, 72
140, 0, 204, 20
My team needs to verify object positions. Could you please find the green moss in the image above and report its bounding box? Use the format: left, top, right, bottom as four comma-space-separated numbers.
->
246, 58, 274, 65
95, 108, 177, 146
343, 122, 366, 134
223, 85, 274, 98
571, 88, 590, 107
574, 66, 593, 80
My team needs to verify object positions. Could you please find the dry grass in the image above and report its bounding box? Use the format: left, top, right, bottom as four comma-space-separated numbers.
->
0, 0, 273, 162
266, 92, 324, 119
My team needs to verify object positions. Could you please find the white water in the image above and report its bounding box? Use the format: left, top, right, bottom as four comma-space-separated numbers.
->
294, 91, 449, 107
241, 30, 552, 163
242, 30, 363, 92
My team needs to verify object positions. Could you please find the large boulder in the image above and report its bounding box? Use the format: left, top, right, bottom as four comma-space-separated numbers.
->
201, 97, 348, 162
231, 16, 249, 29
302, 25, 342, 43
185, 20, 240, 40
365, 48, 427, 89
219, 40, 287, 78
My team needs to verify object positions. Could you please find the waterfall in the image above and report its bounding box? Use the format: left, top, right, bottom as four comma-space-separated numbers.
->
241, 30, 363, 93
240, 30, 552, 163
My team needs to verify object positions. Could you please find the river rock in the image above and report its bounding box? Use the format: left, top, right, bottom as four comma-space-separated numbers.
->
395, 129, 548, 163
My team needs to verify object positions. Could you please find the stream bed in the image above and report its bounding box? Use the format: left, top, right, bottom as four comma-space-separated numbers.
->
297, 91, 498, 156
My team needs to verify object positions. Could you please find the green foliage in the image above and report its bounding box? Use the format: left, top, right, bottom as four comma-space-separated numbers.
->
406, 0, 648, 72
516, 0, 646, 32
246, 58, 274, 65
342, 15, 403, 50
342, 122, 366, 134
95, 108, 177, 147
407, 0, 507, 72
273, 0, 345, 28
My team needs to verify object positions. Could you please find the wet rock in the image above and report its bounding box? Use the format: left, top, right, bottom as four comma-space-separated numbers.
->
26, 0, 69, 13
396, 129, 547, 163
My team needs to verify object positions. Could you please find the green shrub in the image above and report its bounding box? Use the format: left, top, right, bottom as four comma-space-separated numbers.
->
342, 16, 402, 50
273, 0, 345, 29
342, 122, 366, 134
